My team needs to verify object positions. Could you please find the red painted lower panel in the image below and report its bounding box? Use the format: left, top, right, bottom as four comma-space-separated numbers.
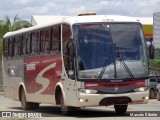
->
24, 54, 62, 95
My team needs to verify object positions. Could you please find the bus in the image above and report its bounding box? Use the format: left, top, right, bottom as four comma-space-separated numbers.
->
2, 14, 150, 115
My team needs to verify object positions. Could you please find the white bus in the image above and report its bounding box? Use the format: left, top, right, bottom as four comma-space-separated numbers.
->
2, 14, 150, 115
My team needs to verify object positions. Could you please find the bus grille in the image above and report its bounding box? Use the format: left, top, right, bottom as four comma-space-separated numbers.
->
99, 97, 132, 106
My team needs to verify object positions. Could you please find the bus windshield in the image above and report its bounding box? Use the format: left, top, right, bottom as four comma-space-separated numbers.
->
74, 23, 148, 79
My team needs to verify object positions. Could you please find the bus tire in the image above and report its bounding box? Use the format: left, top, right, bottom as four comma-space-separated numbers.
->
157, 91, 160, 101
114, 104, 128, 114
149, 89, 155, 99
60, 92, 70, 115
32, 103, 39, 110
20, 89, 33, 110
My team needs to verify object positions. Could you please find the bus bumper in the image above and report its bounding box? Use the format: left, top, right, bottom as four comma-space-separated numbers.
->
77, 91, 149, 107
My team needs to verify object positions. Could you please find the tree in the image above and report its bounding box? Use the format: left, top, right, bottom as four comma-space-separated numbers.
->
0, 15, 31, 38
0, 16, 11, 39
0, 15, 31, 63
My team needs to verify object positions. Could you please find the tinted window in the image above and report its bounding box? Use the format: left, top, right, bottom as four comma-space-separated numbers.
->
62, 24, 73, 71
26, 33, 31, 54
3, 39, 8, 57
31, 32, 39, 54
150, 77, 156, 82
8, 38, 13, 57
22, 34, 28, 55
40, 28, 50, 53
51, 25, 61, 51
14, 36, 22, 57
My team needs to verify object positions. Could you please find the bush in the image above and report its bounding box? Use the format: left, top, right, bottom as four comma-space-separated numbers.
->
149, 59, 160, 69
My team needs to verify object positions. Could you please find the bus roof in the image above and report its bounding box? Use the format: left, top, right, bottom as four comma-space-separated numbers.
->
65, 15, 140, 24
31, 15, 68, 25
3, 15, 140, 38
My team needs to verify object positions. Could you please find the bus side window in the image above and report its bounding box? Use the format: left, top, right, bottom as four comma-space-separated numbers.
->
3, 39, 8, 58
12, 37, 15, 57
14, 36, 21, 57
51, 25, 61, 51
30, 33, 33, 54
40, 30, 44, 52
19, 35, 23, 56
44, 28, 50, 53
8, 38, 13, 57
31, 32, 39, 54
15, 36, 18, 56
40, 28, 50, 53
22, 34, 27, 55
25, 33, 29, 55
27, 33, 31, 55
36, 31, 40, 54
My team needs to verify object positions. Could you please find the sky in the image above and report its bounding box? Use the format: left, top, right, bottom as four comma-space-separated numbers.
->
0, 0, 160, 22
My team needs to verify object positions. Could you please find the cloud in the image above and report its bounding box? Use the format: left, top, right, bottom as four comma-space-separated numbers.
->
69, 6, 88, 15
13, 0, 33, 5
0, 0, 160, 21
25, 6, 49, 14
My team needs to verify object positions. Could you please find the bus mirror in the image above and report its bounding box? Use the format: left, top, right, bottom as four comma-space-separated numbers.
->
149, 44, 155, 59
67, 70, 75, 80
67, 40, 74, 56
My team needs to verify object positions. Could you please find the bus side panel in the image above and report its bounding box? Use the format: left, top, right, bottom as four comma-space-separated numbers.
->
24, 54, 62, 104
2, 58, 24, 101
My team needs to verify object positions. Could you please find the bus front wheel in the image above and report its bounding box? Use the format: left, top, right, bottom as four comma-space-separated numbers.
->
149, 89, 155, 99
114, 104, 128, 114
157, 91, 160, 101
60, 92, 71, 115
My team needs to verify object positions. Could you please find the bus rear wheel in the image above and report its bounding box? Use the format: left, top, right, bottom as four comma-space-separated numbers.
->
32, 103, 40, 110
114, 104, 128, 114
20, 89, 33, 110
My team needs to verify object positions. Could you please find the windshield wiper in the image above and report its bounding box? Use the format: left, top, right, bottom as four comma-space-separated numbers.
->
116, 47, 134, 79
99, 57, 110, 79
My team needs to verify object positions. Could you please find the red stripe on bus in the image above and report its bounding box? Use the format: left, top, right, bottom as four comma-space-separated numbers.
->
84, 80, 145, 89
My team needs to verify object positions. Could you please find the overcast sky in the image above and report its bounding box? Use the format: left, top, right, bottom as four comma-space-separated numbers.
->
0, 0, 160, 22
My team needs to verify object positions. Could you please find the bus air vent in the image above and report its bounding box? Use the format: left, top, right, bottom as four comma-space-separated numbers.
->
77, 12, 96, 16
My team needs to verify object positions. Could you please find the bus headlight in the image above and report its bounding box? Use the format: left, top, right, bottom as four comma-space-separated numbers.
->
134, 87, 147, 92
78, 89, 97, 94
